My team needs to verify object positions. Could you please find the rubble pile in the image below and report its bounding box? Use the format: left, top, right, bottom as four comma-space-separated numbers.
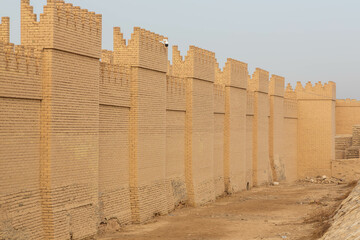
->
299, 176, 346, 184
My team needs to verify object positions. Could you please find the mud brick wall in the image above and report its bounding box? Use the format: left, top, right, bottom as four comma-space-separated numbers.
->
0, 41, 43, 239
222, 59, 248, 192
336, 99, 360, 135
296, 82, 336, 178
213, 84, 226, 197
248, 68, 272, 185
0, 0, 346, 238
99, 59, 132, 225
283, 85, 298, 182
165, 71, 187, 211
246, 91, 255, 188
269, 75, 285, 181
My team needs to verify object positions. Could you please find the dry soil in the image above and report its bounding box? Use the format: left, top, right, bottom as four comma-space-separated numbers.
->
98, 182, 353, 240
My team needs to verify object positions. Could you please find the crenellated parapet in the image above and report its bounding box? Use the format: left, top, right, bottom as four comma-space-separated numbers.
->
0, 41, 41, 100
269, 75, 285, 97
222, 59, 248, 89
295, 81, 336, 100
113, 27, 168, 72
284, 83, 297, 99
171, 45, 216, 82
101, 50, 114, 64
283, 83, 298, 118
0, 17, 10, 43
248, 68, 269, 93
0, 41, 41, 75
100, 61, 131, 107
21, 0, 102, 58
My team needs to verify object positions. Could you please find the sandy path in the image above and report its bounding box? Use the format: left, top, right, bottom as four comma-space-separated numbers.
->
98, 182, 352, 240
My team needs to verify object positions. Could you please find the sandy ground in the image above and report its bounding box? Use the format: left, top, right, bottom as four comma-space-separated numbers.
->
98, 182, 353, 240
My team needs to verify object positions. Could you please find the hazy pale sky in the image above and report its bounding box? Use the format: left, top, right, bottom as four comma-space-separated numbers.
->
1, 0, 359, 99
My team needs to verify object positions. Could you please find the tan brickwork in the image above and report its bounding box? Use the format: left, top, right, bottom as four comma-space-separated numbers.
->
0, 17, 10, 43
336, 99, 360, 135
221, 59, 248, 192
249, 68, 272, 186
269, 75, 285, 181
296, 81, 336, 178
0, 1, 350, 238
283, 84, 298, 181
246, 91, 255, 188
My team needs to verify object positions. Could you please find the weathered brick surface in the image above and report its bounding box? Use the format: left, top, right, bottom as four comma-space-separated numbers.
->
336, 99, 360, 135
269, 75, 285, 181
0, 1, 350, 238
249, 68, 272, 185
283, 86, 298, 181
296, 82, 336, 178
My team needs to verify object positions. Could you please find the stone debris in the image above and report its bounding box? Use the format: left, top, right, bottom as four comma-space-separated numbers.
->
298, 176, 346, 184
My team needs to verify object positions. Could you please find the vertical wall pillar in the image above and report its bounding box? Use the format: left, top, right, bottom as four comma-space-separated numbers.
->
184, 46, 216, 206
21, 1, 102, 238
296, 82, 336, 178
269, 75, 285, 181
249, 68, 272, 186
223, 59, 248, 192
114, 27, 169, 223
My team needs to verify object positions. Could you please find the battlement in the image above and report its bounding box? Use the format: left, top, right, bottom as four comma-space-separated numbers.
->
269, 75, 285, 97
215, 58, 248, 89
295, 81, 336, 100
113, 27, 168, 72
21, 0, 102, 58
0, 41, 41, 75
101, 50, 114, 64
336, 99, 360, 107
284, 83, 297, 99
100, 62, 131, 107
248, 68, 269, 93
171, 45, 215, 82
0, 17, 10, 43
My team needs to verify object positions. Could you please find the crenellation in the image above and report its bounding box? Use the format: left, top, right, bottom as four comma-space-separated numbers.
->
0, 17, 10, 43
0, 42, 40, 75
0, 1, 355, 239
285, 83, 297, 99
171, 45, 216, 82
100, 62, 131, 107
101, 50, 114, 64
248, 68, 269, 93
295, 81, 336, 100
269, 75, 285, 97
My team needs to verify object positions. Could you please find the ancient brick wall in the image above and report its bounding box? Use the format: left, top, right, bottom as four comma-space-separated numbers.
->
0, 1, 344, 239
269, 75, 285, 181
0, 41, 43, 239
336, 99, 360, 135
248, 68, 272, 185
283, 85, 298, 182
296, 82, 336, 178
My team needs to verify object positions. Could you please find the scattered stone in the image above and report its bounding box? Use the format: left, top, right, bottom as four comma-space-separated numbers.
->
298, 176, 345, 184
